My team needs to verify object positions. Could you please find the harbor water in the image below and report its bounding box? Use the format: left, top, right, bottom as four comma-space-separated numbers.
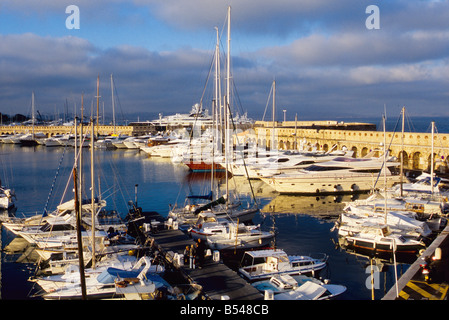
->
0, 143, 415, 300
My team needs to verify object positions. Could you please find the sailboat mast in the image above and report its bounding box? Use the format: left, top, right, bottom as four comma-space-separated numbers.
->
96, 75, 100, 138
79, 95, 84, 212
225, 5, 231, 204
272, 80, 276, 150
431, 121, 435, 194
91, 118, 96, 269
400, 106, 405, 197
111, 74, 116, 134
383, 114, 387, 225
73, 167, 87, 300
31, 92, 35, 137
294, 113, 298, 150
211, 26, 220, 194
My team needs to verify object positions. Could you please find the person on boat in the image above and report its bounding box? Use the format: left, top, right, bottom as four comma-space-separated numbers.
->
190, 244, 196, 268
183, 246, 190, 265
196, 238, 206, 269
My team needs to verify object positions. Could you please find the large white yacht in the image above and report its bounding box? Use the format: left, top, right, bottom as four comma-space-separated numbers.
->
260, 156, 403, 195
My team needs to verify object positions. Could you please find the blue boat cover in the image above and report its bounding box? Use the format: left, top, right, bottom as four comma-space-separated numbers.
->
97, 267, 141, 284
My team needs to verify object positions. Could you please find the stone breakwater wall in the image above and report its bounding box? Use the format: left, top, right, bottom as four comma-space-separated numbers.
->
248, 121, 449, 172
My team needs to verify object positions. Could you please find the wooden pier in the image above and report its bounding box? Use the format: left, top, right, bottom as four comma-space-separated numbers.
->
141, 214, 263, 300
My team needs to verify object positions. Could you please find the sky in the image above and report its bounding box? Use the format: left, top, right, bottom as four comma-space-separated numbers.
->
1, 0, 449, 123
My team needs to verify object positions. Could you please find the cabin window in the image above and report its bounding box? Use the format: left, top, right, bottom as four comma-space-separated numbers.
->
295, 161, 315, 166
349, 169, 381, 173
305, 165, 347, 172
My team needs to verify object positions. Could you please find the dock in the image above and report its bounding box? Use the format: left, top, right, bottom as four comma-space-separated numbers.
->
139, 213, 263, 300
383, 222, 449, 300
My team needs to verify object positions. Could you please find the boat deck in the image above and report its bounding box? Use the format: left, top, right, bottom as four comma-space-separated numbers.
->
144, 218, 263, 300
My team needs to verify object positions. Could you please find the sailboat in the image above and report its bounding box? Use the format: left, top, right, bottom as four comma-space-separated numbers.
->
20, 92, 46, 146
188, 212, 274, 251
168, 8, 259, 227
335, 114, 428, 256
33, 256, 166, 300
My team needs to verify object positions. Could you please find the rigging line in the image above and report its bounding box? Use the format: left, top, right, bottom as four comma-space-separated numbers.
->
199, 48, 216, 108
111, 76, 126, 125
42, 127, 74, 216
102, 152, 133, 210
226, 99, 258, 208
58, 134, 86, 209
373, 112, 401, 189
262, 85, 274, 122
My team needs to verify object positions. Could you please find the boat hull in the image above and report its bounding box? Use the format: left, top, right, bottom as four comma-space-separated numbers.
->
343, 236, 425, 255
184, 161, 226, 172
206, 233, 275, 251
261, 174, 402, 195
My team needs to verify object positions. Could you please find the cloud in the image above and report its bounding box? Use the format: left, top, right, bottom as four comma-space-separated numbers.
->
0, 32, 216, 118
1, 1, 449, 121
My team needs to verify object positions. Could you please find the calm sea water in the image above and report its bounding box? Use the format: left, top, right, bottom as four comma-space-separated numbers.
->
0, 143, 411, 300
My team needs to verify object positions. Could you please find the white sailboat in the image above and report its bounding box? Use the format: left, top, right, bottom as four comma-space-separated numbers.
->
33, 256, 166, 300
188, 212, 274, 251
20, 92, 45, 146
168, 8, 259, 227
0, 183, 15, 209
335, 115, 428, 256
253, 274, 346, 300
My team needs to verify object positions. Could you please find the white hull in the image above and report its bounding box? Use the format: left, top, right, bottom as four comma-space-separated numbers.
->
261, 173, 402, 194
206, 232, 275, 251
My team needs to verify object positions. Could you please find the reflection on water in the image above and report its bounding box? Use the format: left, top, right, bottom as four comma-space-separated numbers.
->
261, 194, 369, 217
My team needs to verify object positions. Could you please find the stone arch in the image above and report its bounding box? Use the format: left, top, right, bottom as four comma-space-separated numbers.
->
361, 147, 369, 158
398, 150, 409, 169
427, 153, 437, 171
351, 146, 358, 158
412, 152, 421, 170
323, 144, 329, 152
278, 140, 284, 150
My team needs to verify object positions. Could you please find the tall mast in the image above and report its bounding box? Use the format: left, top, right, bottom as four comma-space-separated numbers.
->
79, 95, 84, 212
90, 118, 96, 269
31, 92, 35, 137
383, 114, 387, 225
225, 5, 231, 204
73, 167, 87, 299
431, 121, 435, 194
111, 74, 116, 134
272, 80, 276, 150
400, 106, 405, 197
212, 26, 220, 194
96, 75, 100, 138
294, 113, 298, 150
